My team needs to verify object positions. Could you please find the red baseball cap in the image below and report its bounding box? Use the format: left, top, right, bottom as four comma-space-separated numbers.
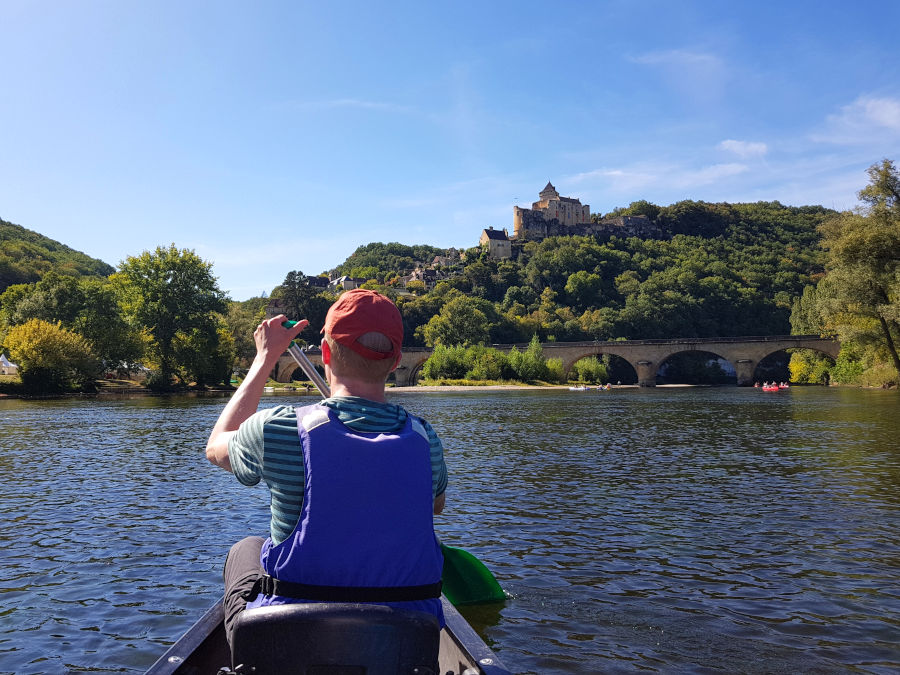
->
322, 289, 403, 360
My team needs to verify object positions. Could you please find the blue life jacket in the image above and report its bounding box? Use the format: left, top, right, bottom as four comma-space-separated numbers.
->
248, 404, 444, 625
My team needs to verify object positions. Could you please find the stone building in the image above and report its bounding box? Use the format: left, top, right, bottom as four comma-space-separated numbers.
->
479, 227, 512, 259
513, 182, 591, 239
510, 181, 659, 242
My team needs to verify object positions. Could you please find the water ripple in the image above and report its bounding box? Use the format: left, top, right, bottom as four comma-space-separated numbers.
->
1, 388, 898, 673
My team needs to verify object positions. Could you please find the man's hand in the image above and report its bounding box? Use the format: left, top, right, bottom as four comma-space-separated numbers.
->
206, 315, 308, 471
252, 315, 308, 367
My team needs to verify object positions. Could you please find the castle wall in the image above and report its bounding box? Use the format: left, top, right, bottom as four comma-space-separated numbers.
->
511, 183, 660, 244
514, 211, 659, 242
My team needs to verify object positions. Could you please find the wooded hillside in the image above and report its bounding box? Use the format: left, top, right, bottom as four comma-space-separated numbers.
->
0, 218, 114, 292
319, 200, 835, 345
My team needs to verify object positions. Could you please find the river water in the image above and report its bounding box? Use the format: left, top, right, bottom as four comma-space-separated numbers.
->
0, 387, 898, 674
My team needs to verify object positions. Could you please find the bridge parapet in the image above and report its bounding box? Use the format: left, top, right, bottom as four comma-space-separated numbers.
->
270, 335, 840, 387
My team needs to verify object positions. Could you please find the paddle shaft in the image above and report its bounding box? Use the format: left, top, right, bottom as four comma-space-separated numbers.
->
282, 321, 331, 397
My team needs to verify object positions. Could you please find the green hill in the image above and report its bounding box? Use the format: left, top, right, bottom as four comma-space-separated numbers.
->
0, 217, 115, 292
326, 200, 836, 345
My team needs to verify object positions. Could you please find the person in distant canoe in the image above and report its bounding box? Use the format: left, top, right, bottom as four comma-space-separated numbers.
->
206, 289, 448, 646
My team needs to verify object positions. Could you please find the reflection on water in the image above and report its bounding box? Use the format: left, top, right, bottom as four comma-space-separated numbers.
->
0, 388, 898, 673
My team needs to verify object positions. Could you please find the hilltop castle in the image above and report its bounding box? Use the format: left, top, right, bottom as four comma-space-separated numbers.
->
514, 181, 591, 237
480, 182, 660, 259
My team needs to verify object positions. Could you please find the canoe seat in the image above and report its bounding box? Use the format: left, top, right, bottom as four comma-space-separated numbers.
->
230, 602, 440, 675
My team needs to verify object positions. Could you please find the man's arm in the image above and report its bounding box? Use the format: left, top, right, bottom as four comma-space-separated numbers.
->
206, 315, 307, 471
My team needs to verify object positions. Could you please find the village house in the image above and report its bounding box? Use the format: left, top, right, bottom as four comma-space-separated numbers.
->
479, 227, 512, 259
305, 275, 330, 289
399, 267, 441, 290
431, 249, 461, 268
328, 275, 367, 291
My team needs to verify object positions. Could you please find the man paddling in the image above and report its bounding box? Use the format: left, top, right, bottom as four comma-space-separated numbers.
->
206, 289, 448, 645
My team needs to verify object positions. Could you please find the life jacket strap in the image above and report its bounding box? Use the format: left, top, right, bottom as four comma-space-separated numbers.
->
242, 575, 442, 603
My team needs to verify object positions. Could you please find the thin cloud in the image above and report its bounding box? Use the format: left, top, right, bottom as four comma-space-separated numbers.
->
675, 163, 748, 187
812, 95, 900, 144
631, 49, 723, 70
568, 167, 658, 194
286, 99, 417, 115
629, 48, 728, 103
718, 139, 768, 158
568, 162, 747, 195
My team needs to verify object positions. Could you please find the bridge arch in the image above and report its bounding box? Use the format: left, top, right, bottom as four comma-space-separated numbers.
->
563, 350, 639, 384
655, 349, 737, 385
393, 352, 431, 386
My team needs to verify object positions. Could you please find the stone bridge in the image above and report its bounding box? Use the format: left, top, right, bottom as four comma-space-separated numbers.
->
273, 335, 840, 387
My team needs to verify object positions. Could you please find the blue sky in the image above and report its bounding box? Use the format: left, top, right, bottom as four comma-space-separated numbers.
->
2, 1, 899, 300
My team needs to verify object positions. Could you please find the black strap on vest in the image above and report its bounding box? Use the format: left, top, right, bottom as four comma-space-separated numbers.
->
241, 574, 442, 603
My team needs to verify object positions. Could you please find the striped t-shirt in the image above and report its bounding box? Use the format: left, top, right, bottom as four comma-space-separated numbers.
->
228, 396, 448, 545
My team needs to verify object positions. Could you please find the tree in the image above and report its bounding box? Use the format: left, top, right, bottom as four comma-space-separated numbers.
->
5, 319, 100, 393
397, 293, 447, 347
174, 322, 235, 387
815, 160, 900, 378
74, 278, 144, 369
421, 295, 492, 347
114, 245, 228, 386
621, 199, 661, 221
405, 280, 427, 295
578, 307, 618, 341
3, 271, 84, 326
507, 335, 548, 382
0, 273, 142, 369
224, 297, 268, 368
270, 271, 332, 342
565, 270, 605, 311
858, 159, 900, 217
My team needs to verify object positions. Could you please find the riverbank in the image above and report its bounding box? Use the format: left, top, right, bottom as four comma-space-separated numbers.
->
2, 380, 878, 399
391, 383, 641, 392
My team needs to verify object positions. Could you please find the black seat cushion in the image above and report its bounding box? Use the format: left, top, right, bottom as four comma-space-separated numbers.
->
230, 603, 440, 675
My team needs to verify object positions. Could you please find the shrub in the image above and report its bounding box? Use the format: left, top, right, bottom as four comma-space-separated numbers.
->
421, 344, 470, 380
573, 356, 608, 383
466, 346, 507, 380
545, 357, 565, 383
5, 319, 100, 393
830, 351, 865, 384
512, 335, 548, 382
789, 349, 832, 384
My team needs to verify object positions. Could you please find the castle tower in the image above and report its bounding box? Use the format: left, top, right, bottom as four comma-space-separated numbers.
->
538, 181, 559, 202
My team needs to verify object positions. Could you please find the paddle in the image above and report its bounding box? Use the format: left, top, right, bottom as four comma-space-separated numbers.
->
440, 543, 506, 605
282, 321, 506, 606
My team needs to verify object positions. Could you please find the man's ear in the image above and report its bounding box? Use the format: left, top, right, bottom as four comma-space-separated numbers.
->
321, 339, 332, 365
390, 352, 402, 373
